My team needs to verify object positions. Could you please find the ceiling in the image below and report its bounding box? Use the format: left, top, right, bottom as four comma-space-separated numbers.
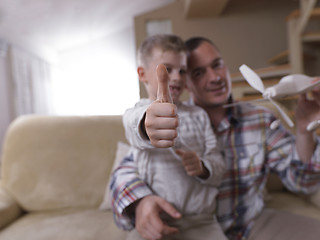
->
0, 0, 174, 55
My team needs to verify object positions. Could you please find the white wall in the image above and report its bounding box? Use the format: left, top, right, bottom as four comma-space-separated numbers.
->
52, 25, 139, 115
0, 25, 139, 162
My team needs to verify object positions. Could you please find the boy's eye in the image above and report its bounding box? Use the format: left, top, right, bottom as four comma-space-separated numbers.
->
179, 69, 187, 75
166, 67, 172, 73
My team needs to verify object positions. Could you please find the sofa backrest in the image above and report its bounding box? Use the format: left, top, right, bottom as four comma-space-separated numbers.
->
1, 115, 127, 212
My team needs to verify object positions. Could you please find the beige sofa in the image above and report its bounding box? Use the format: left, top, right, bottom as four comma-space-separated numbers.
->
0, 115, 128, 240
0, 114, 320, 239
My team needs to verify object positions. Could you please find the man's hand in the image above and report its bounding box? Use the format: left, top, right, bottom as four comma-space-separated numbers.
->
135, 195, 181, 240
295, 77, 320, 162
175, 149, 209, 178
145, 64, 179, 148
296, 77, 320, 132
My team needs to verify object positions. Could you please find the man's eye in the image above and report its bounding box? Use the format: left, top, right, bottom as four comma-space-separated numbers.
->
213, 60, 224, 70
192, 69, 204, 78
166, 67, 172, 73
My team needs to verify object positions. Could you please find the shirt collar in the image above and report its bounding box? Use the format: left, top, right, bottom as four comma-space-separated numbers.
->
186, 96, 241, 130
217, 96, 240, 132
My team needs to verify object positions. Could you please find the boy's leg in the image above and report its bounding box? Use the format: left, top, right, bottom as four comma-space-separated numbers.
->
182, 221, 227, 240
178, 215, 228, 240
248, 208, 320, 240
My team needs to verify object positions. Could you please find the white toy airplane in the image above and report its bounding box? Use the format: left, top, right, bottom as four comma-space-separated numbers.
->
225, 64, 320, 131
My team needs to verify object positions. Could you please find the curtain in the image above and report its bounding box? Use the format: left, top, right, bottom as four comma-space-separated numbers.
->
9, 46, 53, 116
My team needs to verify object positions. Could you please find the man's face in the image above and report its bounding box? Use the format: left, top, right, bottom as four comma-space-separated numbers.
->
142, 48, 187, 103
186, 41, 232, 108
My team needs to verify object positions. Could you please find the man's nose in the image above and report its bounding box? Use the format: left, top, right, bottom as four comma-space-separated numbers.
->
207, 67, 220, 82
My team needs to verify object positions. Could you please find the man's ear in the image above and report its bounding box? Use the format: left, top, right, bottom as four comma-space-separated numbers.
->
137, 66, 147, 83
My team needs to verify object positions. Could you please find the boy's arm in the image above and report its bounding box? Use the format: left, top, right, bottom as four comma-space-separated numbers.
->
198, 111, 226, 185
123, 64, 178, 150
175, 110, 225, 185
123, 102, 154, 149
175, 149, 210, 178
112, 65, 182, 238
123, 98, 178, 150
143, 64, 179, 148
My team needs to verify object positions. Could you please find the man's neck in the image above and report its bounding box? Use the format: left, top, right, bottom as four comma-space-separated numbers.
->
204, 105, 227, 130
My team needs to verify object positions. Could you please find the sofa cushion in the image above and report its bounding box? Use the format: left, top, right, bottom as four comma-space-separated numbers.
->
0, 182, 22, 229
308, 190, 320, 209
266, 191, 320, 221
0, 209, 127, 240
1, 115, 127, 212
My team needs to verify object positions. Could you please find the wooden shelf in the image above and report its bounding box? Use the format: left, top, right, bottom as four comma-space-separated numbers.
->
286, 7, 320, 21
303, 31, 320, 42
268, 50, 289, 65
268, 49, 317, 65
184, 0, 230, 18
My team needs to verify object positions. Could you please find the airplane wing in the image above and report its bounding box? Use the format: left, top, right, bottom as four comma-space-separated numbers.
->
224, 76, 320, 108
266, 74, 320, 99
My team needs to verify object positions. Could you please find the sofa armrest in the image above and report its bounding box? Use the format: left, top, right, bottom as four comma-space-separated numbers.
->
0, 183, 23, 229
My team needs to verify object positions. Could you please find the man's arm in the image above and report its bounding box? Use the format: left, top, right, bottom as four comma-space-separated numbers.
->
134, 195, 181, 240
110, 149, 181, 239
270, 79, 320, 193
295, 82, 320, 163
267, 119, 320, 194
111, 65, 182, 239
110, 153, 153, 230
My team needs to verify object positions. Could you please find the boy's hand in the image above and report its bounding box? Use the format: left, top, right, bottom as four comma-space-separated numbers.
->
145, 64, 179, 148
175, 149, 209, 178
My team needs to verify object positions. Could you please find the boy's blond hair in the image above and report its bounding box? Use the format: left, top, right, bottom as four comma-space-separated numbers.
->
137, 34, 186, 68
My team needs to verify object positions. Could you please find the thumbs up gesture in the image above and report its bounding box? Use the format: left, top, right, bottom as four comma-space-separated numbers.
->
145, 64, 179, 148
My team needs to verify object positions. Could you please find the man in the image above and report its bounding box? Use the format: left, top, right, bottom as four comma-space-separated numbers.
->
111, 37, 320, 240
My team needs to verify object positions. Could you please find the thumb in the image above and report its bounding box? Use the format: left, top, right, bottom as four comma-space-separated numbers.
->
175, 149, 185, 157
156, 64, 173, 103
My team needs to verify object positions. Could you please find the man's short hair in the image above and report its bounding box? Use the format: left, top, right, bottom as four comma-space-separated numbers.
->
185, 37, 220, 53
137, 34, 186, 68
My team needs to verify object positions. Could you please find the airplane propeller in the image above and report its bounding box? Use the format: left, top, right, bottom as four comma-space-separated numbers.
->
239, 64, 295, 128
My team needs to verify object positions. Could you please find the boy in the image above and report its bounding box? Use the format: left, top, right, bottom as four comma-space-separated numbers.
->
120, 34, 227, 240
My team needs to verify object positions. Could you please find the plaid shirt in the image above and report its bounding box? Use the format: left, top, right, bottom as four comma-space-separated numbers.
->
110, 101, 320, 239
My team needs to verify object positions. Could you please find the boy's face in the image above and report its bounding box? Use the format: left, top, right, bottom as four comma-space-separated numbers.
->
139, 48, 187, 103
